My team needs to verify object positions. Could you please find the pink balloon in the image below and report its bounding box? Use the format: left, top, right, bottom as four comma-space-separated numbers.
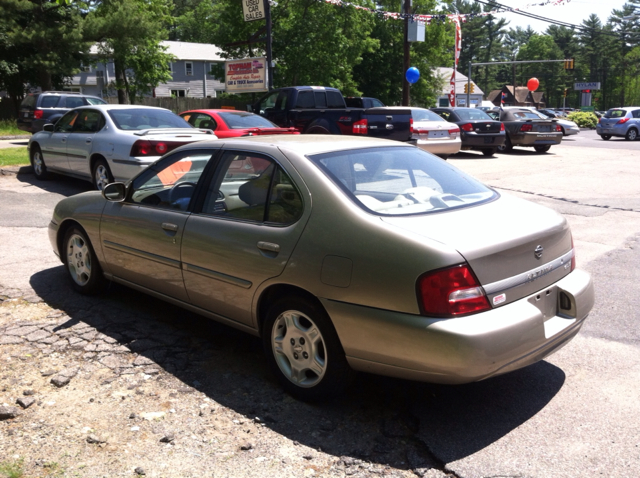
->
527, 78, 540, 92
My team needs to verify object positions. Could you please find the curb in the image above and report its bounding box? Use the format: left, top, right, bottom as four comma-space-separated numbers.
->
0, 165, 32, 176
0, 135, 31, 140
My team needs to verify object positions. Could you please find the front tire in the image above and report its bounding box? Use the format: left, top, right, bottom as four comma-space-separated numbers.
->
625, 128, 638, 141
62, 227, 106, 294
534, 145, 551, 153
262, 296, 354, 401
30, 145, 48, 180
481, 148, 497, 157
92, 158, 113, 191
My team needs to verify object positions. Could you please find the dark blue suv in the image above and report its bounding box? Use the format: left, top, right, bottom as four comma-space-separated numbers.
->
17, 91, 107, 133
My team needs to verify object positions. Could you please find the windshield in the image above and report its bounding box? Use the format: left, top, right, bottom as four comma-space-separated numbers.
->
412, 109, 445, 122
605, 109, 627, 118
309, 146, 496, 216
455, 109, 493, 121
218, 112, 277, 129
108, 108, 192, 130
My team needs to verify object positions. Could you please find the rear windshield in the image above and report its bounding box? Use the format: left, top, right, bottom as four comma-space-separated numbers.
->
455, 109, 493, 121
108, 108, 192, 130
40, 96, 61, 108
218, 112, 276, 129
605, 109, 627, 118
412, 109, 445, 122
512, 111, 545, 120
309, 146, 496, 216
20, 95, 37, 108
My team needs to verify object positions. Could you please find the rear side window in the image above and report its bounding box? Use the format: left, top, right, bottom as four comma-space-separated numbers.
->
295, 91, 315, 108
65, 97, 85, 108
632, 110, 640, 119
327, 91, 345, 108
86, 97, 107, 105
314, 91, 327, 108
40, 96, 60, 108
605, 109, 627, 118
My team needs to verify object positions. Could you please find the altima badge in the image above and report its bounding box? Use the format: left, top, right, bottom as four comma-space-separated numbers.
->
534, 245, 544, 259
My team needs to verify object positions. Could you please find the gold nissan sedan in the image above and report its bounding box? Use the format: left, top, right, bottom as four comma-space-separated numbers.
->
48, 136, 594, 401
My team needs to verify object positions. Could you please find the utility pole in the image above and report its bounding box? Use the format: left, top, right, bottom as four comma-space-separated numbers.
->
402, 0, 411, 106
264, 0, 274, 91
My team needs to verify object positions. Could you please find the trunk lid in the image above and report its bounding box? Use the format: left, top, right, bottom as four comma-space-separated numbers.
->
467, 121, 502, 133
382, 193, 573, 306
362, 107, 412, 141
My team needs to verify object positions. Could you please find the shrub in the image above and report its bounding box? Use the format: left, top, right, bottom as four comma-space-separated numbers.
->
567, 111, 598, 128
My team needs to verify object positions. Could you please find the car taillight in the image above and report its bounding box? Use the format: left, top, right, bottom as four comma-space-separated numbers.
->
617, 117, 630, 124
33, 109, 43, 119
417, 264, 490, 317
556, 124, 562, 132
410, 117, 414, 134
598, 117, 602, 123
461, 123, 474, 132
448, 127, 460, 135
352, 119, 368, 135
130, 140, 186, 157
520, 124, 533, 132
500, 122, 505, 131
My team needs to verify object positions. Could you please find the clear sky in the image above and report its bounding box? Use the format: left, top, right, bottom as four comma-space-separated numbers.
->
490, 0, 631, 32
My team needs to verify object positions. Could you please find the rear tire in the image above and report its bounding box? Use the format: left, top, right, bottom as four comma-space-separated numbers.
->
62, 226, 106, 295
30, 145, 48, 180
92, 158, 113, 191
481, 148, 497, 157
625, 128, 638, 141
534, 145, 551, 153
600, 135, 611, 140
262, 296, 354, 401
497, 136, 512, 153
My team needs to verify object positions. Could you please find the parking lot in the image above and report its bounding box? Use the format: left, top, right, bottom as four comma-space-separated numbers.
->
1, 132, 639, 478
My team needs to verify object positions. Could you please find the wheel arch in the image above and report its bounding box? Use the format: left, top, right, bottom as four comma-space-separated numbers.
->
89, 153, 108, 174
304, 119, 339, 135
56, 219, 86, 261
256, 284, 327, 337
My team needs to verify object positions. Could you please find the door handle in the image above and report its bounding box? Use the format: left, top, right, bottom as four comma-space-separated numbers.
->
86, 139, 92, 144
162, 223, 178, 232
257, 241, 280, 253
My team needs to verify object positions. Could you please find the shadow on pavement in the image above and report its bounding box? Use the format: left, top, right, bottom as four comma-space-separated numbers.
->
15, 167, 92, 197
29, 265, 565, 469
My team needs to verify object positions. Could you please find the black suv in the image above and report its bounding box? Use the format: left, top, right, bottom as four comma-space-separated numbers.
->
17, 91, 107, 133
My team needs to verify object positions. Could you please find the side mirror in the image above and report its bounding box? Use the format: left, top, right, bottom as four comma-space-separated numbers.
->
102, 182, 127, 202
43, 124, 54, 132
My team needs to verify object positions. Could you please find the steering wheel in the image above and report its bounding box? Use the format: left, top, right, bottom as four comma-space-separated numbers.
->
169, 181, 197, 207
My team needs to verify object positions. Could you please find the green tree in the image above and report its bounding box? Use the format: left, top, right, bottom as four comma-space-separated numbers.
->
85, 0, 174, 104
517, 34, 564, 107
0, 0, 89, 109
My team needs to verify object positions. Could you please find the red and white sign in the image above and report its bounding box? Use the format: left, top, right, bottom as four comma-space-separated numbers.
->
225, 57, 268, 93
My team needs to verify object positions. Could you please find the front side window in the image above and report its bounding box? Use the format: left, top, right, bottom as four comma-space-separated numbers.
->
259, 91, 279, 112
72, 110, 105, 133
201, 151, 303, 224
309, 146, 496, 216
129, 150, 213, 211
182, 113, 217, 130
55, 111, 79, 132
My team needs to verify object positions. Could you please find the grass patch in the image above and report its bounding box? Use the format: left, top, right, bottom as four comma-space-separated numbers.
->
0, 458, 24, 478
0, 119, 24, 137
0, 147, 29, 167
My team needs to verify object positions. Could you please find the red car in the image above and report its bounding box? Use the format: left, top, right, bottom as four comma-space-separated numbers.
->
179, 109, 299, 138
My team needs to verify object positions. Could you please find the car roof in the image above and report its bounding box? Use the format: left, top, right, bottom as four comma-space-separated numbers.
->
178, 134, 408, 156
79, 104, 171, 111
181, 109, 255, 115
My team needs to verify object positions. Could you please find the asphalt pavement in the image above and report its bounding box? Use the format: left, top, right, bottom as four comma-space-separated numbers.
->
1, 134, 639, 478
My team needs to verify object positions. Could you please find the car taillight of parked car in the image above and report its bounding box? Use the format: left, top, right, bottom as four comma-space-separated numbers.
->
352, 119, 368, 135
500, 122, 505, 131
556, 124, 562, 132
520, 124, 533, 132
130, 140, 186, 157
410, 117, 414, 134
460, 123, 474, 132
417, 264, 490, 317
617, 117, 630, 124
33, 109, 43, 119
448, 127, 460, 137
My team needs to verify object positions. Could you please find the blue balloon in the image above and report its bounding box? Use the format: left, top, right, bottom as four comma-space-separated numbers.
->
406, 67, 420, 84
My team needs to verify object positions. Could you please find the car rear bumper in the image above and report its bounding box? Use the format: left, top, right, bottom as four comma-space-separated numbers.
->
460, 132, 506, 149
323, 268, 593, 384
511, 132, 563, 146
596, 124, 628, 136
413, 137, 461, 156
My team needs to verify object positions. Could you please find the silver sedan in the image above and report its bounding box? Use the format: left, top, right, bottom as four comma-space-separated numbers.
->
48, 136, 594, 401
28, 104, 215, 190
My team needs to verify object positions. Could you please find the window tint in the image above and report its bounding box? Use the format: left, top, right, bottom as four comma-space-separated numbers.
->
434, 110, 451, 121
73, 110, 104, 133
605, 109, 626, 118
55, 111, 79, 132
259, 91, 279, 112
412, 109, 445, 122
202, 152, 303, 224
314, 91, 327, 108
108, 108, 191, 130
371, 98, 385, 107
130, 151, 212, 211
309, 146, 496, 216
327, 91, 345, 108
40, 96, 60, 108
65, 97, 85, 108
296, 91, 315, 108
218, 112, 276, 129
632, 110, 640, 119
86, 97, 107, 105
455, 109, 493, 121
183, 113, 217, 130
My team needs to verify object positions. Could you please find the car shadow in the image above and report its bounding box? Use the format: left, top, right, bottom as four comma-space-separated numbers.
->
29, 266, 566, 470
15, 167, 92, 197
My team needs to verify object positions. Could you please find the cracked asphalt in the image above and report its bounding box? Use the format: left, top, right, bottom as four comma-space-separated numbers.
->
1, 130, 640, 478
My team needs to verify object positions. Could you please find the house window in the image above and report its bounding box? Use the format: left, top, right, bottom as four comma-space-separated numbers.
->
80, 63, 91, 73
185, 62, 193, 76
209, 62, 224, 82
171, 89, 187, 98
96, 71, 104, 79
168, 62, 173, 74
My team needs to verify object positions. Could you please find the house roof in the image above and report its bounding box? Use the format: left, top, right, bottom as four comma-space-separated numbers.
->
90, 41, 224, 62
434, 67, 484, 96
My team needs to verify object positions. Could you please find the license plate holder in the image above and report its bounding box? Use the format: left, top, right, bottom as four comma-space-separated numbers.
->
483, 136, 494, 144
428, 131, 448, 139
